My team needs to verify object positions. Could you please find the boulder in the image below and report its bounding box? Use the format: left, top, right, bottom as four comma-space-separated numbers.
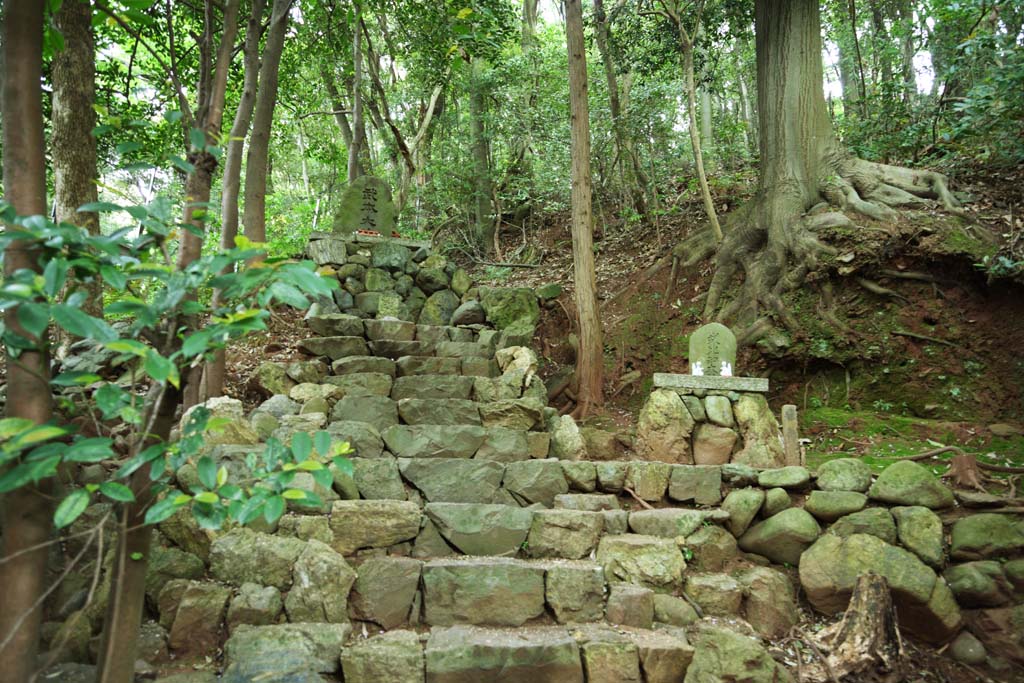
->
545, 562, 606, 623
549, 414, 588, 460
425, 502, 533, 556
757, 466, 810, 489
503, 459, 568, 506
596, 535, 686, 592
628, 509, 716, 539
735, 566, 800, 638
450, 300, 485, 326
392, 375, 474, 401
944, 561, 1013, 607
479, 287, 541, 335
732, 394, 786, 468
327, 420, 385, 458
829, 507, 898, 545
349, 557, 422, 628
382, 424, 487, 459
168, 581, 231, 655
816, 457, 873, 492
635, 390, 694, 463
684, 525, 740, 572
667, 465, 722, 506
653, 594, 699, 626
722, 488, 765, 537
210, 529, 305, 589
803, 490, 868, 522
284, 539, 357, 623
398, 398, 481, 426
631, 630, 694, 683
307, 313, 365, 337
526, 510, 604, 559
424, 625, 583, 683
950, 513, 1024, 560
704, 395, 735, 427
892, 506, 944, 568
684, 574, 743, 616
476, 427, 531, 463
422, 558, 546, 626
799, 533, 962, 643
224, 622, 350, 677
738, 508, 821, 566
691, 424, 738, 465
761, 488, 791, 517
399, 458, 505, 504
419, 290, 461, 326
342, 630, 424, 683
684, 626, 793, 683
329, 500, 421, 554
605, 584, 655, 629
370, 241, 411, 272
352, 456, 406, 500
625, 461, 671, 501
867, 460, 955, 509
299, 336, 369, 360
227, 583, 282, 631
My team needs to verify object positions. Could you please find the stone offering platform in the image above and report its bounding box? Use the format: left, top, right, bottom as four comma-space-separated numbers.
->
653, 372, 769, 394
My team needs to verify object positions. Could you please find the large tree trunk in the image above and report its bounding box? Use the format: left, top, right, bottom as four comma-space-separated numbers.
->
0, 4, 52, 682
702, 0, 962, 332
52, 0, 100, 318
242, 0, 291, 245
593, 0, 650, 220
565, 0, 603, 417
469, 58, 494, 251
206, 0, 267, 400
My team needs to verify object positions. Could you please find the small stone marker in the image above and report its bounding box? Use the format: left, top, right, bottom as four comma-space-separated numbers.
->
332, 176, 397, 236
781, 404, 801, 466
689, 322, 736, 377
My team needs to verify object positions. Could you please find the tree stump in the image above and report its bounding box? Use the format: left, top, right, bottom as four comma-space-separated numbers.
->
803, 572, 905, 682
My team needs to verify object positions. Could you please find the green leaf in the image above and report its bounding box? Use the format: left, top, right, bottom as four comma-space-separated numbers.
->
54, 490, 90, 529
64, 437, 114, 463
193, 491, 219, 504
51, 371, 101, 387
216, 465, 228, 488
77, 201, 123, 213
169, 155, 195, 174
99, 481, 135, 502
313, 431, 332, 457
163, 110, 183, 124
51, 304, 117, 342
291, 432, 312, 462
281, 488, 306, 500
144, 493, 185, 525
95, 383, 129, 418
197, 456, 217, 489
180, 328, 215, 358
263, 495, 285, 523
189, 127, 206, 151
0, 455, 61, 492
16, 303, 49, 340
144, 349, 179, 387
311, 467, 332, 490
0, 417, 34, 440
43, 258, 68, 297
297, 459, 323, 471
116, 141, 143, 154
332, 456, 354, 478
11, 424, 69, 449
99, 265, 127, 291
104, 339, 149, 356
267, 281, 309, 309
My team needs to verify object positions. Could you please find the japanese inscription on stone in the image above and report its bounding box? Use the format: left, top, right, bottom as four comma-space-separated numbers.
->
332, 176, 397, 236
688, 322, 737, 377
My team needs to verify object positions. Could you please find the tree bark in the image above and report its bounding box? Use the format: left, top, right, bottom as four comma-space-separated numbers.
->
470, 58, 494, 251
0, 4, 52, 682
52, 0, 100, 318
242, 0, 292, 246
348, 0, 365, 183
565, 0, 603, 417
206, 0, 266, 400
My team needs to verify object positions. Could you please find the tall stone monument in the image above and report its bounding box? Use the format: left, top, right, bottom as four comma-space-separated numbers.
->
332, 176, 397, 236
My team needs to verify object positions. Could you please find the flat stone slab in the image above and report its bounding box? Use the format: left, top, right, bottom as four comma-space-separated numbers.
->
421, 558, 546, 626
653, 373, 768, 393
425, 625, 584, 683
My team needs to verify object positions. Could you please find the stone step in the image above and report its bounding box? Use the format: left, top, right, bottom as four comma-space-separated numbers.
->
305, 313, 481, 346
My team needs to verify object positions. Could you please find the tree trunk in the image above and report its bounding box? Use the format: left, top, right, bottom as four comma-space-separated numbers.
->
895, 0, 916, 102
348, 0, 365, 183
847, 0, 869, 115
565, 0, 603, 417
681, 35, 722, 241
52, 0, 100, 318
242, 0, 291, 246
0, 4, 52, 682
206, 0, 266, 400
470, 58, 494, 251
703, 0, 961, 327
593, 0, 650, 219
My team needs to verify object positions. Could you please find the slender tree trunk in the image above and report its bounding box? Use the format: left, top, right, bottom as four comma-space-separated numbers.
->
206, 0, 266, 400
682, 37, 723, 241
593, 0, 649, 219
896, 0, 916, 101
242, 0, 291, 245
847, 0, 869, 115
52, 0, 100, 318
469, 58, 494, 250
699, 84, 715, 168
348, 1, 365, 183
0, 4, 52, 682
565, 0, 603, 417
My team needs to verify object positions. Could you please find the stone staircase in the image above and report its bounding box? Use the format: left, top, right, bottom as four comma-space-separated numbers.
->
48, 302, 1024, 682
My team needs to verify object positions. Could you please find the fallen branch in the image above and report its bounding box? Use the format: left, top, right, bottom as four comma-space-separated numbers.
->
470, 260, 541, 269
891, 329, 955, 347
622, 487, 655, 510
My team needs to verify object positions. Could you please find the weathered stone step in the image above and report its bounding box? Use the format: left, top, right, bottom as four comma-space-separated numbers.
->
305, 313, 480, 346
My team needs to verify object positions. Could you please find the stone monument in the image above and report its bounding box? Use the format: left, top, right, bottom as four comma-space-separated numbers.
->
332, 176, 397, 236
636, 322, 786, 468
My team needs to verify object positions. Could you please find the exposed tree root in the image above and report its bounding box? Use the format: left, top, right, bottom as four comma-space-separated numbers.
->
700, 157, 967, 345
